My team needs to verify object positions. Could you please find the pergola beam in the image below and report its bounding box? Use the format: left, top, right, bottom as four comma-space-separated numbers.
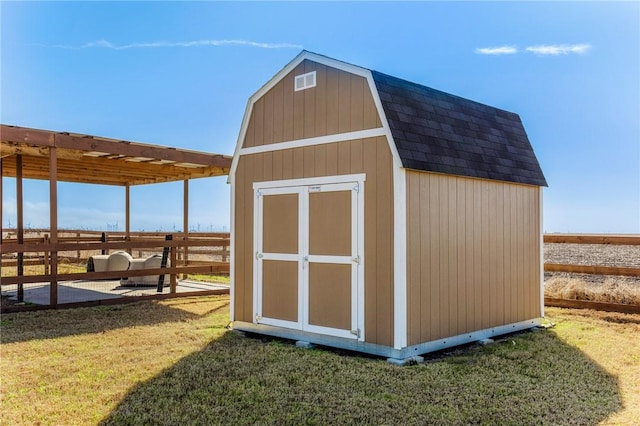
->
1, 125, 230, 168
1, 124, 232, 305
1, 124, 232, 186
1, 154, 226, 186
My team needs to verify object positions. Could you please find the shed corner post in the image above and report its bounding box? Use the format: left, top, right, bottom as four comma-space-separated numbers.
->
393, 166, 408, 350
539, 186, 544, 318
229, 173, 235, 322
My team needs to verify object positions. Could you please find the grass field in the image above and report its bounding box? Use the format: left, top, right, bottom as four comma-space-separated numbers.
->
1, 296, 638, 425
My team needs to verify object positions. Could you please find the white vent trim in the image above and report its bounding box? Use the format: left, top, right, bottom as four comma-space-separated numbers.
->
294, 71, 316, 91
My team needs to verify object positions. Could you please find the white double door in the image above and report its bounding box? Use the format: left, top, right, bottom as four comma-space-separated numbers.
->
254, 176, 364, 340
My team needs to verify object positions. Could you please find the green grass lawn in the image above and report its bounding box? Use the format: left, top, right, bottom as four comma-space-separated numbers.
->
1, 296, 638, 425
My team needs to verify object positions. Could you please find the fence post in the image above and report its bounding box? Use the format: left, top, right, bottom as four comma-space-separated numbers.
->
157, 234, 172, 293
76, 232, 81, 262
170, 243, 177, 294
43, 234, 50, 275
101, 232, 107, 255
182, 234, 189, 280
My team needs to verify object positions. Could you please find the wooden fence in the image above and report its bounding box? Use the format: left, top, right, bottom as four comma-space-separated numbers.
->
543, 233, 640, 313
4, 231, 639, 313
544, 233, 640, 277
1, 229, 230, 310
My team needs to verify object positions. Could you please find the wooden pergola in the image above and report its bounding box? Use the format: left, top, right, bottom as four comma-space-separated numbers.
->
1, 124, 232, 305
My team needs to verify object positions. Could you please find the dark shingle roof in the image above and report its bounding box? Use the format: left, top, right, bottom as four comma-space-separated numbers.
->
371, 71, 547, 186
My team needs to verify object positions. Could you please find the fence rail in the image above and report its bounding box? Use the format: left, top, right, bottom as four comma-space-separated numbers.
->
544, 297, 640, 314
544, 234, 640, 245
544, 263, 640, 277
4, 231, 639, 313
543, 233, 640, 278
543, 233, 639, 314
1, 229, 230, 310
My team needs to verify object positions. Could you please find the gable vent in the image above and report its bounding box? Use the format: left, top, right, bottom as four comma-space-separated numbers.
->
294, 71, 316, 91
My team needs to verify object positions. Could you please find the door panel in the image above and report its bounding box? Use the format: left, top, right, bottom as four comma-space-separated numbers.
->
263, 194, 298, 254
308, 263, 351, 330
309, 191, 351, 256
262, 260, 298, 322
256, 188, 302, 329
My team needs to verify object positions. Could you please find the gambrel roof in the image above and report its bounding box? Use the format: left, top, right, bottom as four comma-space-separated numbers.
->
371, 71, 547, 186
231, 50, 547, 188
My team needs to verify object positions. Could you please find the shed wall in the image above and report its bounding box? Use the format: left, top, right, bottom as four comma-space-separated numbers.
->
234, 136, 395, 346
405, 171, 541, 345
242, 60, 382, 148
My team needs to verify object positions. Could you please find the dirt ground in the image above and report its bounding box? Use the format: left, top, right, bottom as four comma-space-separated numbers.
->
544, 244, 640, 305
544, 243, 640, 268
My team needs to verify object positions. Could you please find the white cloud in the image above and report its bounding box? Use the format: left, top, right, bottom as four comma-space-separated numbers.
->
48, 39, 302, 50
475, 46, 519, 55
525, 43, 592, 55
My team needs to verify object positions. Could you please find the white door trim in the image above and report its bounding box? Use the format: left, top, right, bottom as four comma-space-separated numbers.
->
253, 173, 366, 190
253, 175, 365, 342
254, 185, 304, 330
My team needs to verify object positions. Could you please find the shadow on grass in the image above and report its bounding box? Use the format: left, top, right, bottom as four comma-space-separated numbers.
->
100, 329, 622, 425
0, 299, 222, 344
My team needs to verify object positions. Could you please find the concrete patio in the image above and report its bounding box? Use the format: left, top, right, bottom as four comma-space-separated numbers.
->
1, 279, 229, 306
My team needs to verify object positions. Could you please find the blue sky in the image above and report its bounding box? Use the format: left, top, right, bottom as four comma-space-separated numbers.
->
1, 1, 639, 233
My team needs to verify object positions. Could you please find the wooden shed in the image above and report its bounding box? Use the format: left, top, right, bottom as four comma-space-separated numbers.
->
229, 51, 547, 362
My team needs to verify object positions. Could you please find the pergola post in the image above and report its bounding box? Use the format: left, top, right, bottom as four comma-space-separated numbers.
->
49, 146, 58, 306
0, 159, 3, 240
125, 184, 131, 254
182, 179, 189, 280
16, 155, 24, 302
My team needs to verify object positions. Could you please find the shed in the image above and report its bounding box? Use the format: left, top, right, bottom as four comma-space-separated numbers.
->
229, 51, 547, 362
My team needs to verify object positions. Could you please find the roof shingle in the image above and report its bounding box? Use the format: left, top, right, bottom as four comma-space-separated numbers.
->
371, 71, 547, 186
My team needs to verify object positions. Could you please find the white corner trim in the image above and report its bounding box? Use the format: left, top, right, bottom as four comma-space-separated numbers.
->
540, 187, 545, 318
364, 69, 408, 350
229, 177, 235, 321
392, 167, 408, 349
238, 128, 385, 157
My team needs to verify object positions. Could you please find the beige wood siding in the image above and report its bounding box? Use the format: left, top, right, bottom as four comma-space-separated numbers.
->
406, 171, 541, 345
233, 136, 394, 346
309, 191, 351, 256
242, 60, 382, 148
308, 263, 351, 330
262, 260, 298, 322
263, 194, 298, 254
